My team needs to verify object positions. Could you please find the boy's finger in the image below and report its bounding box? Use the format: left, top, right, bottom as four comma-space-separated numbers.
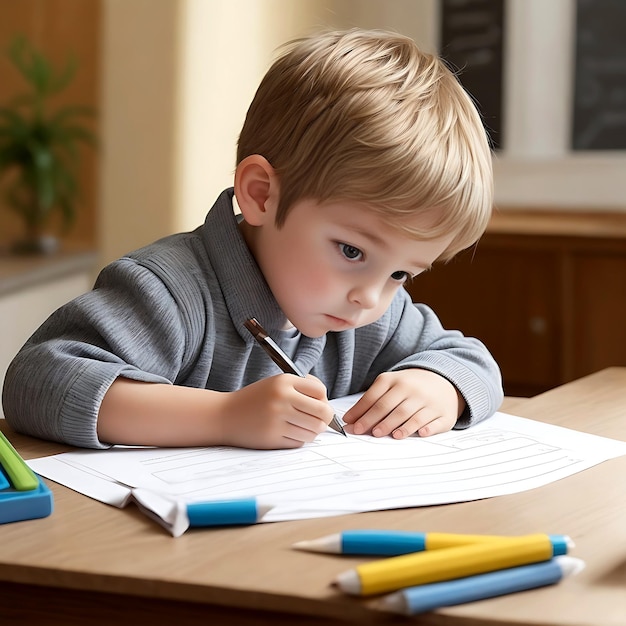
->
342, 388, 387, 423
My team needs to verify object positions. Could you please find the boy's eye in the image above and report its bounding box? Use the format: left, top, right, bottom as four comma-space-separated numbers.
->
339, 243, 363, 261
391, 270, 410, 282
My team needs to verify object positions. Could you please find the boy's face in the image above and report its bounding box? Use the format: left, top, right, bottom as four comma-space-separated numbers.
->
246, 198, 454, 338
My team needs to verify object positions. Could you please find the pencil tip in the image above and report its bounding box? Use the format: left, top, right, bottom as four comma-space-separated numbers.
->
329, 416, 348, 436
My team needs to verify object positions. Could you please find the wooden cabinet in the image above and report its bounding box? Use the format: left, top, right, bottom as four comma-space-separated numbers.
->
569, 252, 626, 379
405, 211, 626, 397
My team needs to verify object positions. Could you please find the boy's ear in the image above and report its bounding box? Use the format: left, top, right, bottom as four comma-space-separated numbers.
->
234, 155, 280, 226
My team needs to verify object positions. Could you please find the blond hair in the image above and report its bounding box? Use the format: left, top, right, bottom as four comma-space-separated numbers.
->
237, 29, 493, 261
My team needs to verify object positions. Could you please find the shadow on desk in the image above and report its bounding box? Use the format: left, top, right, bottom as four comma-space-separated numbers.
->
2, 583, 367, 626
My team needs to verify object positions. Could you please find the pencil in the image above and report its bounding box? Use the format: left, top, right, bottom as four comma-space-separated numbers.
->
245, 317, 347, 436
293, 529, 572, 556
334, 533, 572, 596
378, 556, 585, 614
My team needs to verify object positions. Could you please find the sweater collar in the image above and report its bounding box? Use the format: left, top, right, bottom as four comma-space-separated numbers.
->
202, 189, 327, 370
203, 188, 287, 337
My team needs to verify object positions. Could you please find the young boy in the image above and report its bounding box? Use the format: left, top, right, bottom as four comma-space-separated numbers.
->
2, 29, 503, 450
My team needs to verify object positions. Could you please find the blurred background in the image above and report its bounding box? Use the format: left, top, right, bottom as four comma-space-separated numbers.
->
1, 0, 625, 405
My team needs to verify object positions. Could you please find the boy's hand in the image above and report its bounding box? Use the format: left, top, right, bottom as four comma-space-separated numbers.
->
342, 369, 465, 439
219, 374, 334, 449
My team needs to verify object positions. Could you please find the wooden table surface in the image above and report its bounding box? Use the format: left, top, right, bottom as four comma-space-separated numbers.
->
1, 368, 625, 625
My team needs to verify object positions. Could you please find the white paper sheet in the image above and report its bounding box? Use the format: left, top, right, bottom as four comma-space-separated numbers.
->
27, 401, 626, 535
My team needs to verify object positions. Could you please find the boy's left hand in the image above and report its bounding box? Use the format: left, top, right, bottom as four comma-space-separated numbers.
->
342, 369, 465, 439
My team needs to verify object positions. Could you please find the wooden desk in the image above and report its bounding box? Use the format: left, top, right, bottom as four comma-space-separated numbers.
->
1, 369, 625, 625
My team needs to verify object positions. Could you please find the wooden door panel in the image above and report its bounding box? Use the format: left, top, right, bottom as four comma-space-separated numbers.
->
570, 254, 626, 378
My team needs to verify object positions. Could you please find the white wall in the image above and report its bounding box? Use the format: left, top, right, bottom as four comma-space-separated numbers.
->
98, 0, 181, 267
329, 0, 439, 52
173, 0, 338, 233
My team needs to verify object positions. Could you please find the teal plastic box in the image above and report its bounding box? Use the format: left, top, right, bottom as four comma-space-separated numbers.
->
0, 465, 54, 524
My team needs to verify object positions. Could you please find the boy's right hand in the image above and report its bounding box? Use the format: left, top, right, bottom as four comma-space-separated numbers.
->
218, 374, 334, 449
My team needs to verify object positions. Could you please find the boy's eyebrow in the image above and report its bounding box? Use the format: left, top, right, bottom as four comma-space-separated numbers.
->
346, 225, 432, 271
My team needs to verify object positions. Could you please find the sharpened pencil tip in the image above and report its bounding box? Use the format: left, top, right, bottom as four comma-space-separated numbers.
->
329, 416, 348, 436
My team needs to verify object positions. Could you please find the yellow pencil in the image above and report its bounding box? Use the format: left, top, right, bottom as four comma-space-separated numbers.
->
334, 533, 570, 596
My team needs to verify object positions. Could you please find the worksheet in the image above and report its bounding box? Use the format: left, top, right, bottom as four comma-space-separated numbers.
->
28, 399, 626, 535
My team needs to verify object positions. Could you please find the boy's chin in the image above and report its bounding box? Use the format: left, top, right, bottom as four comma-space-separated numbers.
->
290, 320, 331, 339
298, 321, 359, 338
297, 327, 328, 339
291, 314, 365, 337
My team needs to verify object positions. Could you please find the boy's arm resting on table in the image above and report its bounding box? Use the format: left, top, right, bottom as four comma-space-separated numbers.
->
2, 254, 334, 450
97, 380, 226, 447
98, 375, 334, 449
342, 368, 466, 438
405, 300, 504, 429
1, 259, 192, 449
344, 295, 504, 437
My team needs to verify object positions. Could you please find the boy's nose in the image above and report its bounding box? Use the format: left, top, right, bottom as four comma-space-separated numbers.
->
348, 283, 381, 309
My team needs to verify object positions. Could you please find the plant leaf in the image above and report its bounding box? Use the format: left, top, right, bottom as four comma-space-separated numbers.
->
1, 34, 94, 235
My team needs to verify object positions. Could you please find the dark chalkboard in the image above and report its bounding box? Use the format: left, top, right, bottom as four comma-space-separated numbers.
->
573, 0, 626, 150
439, 0, 505, 150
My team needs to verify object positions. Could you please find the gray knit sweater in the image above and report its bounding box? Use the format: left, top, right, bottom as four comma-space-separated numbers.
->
2, 189, 503, 448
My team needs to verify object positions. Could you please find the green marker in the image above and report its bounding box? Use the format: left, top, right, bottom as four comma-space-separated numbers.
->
0, 430, 39, 491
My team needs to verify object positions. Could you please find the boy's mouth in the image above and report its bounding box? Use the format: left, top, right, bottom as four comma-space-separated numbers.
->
325, 314, 357, 329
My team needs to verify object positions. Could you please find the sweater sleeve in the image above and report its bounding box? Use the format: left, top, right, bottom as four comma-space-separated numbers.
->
360, 291, 504, 428
2, 258, 193, 448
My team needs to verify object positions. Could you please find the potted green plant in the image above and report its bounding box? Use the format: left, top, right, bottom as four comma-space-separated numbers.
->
0, 36, 95, 254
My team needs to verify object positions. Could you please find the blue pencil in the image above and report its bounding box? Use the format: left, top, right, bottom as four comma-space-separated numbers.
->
132, 490, 273, 537
187, 497, 272, 527
378, 556, 584, 615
